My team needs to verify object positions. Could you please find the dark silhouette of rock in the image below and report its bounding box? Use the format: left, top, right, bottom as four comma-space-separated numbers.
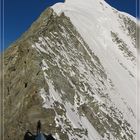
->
45, 134, 55, 140
24, 130, 56, 140
24, 130, 35, 140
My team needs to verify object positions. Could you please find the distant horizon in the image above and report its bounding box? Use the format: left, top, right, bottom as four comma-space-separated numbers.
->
1, 0, 138, 51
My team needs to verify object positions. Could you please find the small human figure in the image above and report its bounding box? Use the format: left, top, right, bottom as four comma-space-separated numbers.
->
37, 120, 41, 134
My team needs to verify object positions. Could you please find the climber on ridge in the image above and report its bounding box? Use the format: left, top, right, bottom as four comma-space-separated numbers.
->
37, 120, 41, 134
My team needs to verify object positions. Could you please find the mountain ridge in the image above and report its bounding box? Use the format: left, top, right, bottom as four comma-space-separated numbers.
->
3, 0, 137, 140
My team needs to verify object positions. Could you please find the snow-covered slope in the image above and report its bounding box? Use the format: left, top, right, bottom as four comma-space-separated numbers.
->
3, 0, 137, 140
52, 0, 137, 128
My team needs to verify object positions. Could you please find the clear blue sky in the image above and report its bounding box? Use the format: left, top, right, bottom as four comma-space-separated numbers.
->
2, 0, 138, 50
105, 0, 138, 17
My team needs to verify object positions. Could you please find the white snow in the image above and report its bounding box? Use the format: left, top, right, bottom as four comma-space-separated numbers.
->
80, 116, 103, 140
52, 0, 137, 131
31, 0, 137, 139
32, 43, 47, 54
55, 133, 61, 140
65, 102, 82, 128
39, 88, 54, 109
40, 59, 63, 109
64, 101, 102, 140
42, 59, 49, 71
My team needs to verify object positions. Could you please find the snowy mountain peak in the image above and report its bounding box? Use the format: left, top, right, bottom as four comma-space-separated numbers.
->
3, 1, 137, 140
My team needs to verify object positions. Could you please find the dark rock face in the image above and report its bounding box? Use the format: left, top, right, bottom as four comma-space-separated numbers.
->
118, 14, 136, 46
4, 8, 56, 140
2, 6, 136, 140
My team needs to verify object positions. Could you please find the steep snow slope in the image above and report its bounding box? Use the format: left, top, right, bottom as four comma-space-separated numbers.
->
52, 0, 137, 128
3, 0, 137, 140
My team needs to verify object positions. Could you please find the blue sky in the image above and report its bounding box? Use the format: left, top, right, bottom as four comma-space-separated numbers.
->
2, 0, 138, 50
3, 0, 64, 50
105, 0, 138, 17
